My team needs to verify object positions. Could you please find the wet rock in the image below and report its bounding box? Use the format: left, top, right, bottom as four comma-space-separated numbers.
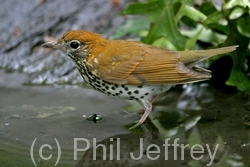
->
0, 0, 129, 85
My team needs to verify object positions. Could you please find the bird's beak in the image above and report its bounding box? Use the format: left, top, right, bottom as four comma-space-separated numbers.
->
41, 41, 61, 49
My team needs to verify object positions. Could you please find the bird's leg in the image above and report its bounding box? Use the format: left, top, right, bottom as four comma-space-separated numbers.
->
123, 95, 158, 118
129, 95, 158, 129
138, 95, 158, 113
149, 95, 159, 103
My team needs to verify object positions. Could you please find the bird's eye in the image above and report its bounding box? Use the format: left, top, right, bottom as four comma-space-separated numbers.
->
69, 40, 80, 49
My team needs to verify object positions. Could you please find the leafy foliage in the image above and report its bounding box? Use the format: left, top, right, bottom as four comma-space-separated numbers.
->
111, 0, 250, 94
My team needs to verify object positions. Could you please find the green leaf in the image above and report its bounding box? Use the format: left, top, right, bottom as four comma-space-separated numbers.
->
121, 1, 161, 21
203, 11, 227, 25
176, 4, 207, 22
236, 17, 250, 38
226, 42, 250, 94
229, 7, 245, 19
185, 28, 202, 49
109, 17, 150, 39
226, 68, 250, 93
181, 24, 227, 46
121, 0, 189, 50
203, 11, 229, 34
152, 37, 176, 50
200, 1, 218, 15
175, 0, 193, 6
223, 0, 249, 9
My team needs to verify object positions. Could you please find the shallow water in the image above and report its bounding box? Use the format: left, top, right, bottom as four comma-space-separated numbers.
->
0, 70, 249, 167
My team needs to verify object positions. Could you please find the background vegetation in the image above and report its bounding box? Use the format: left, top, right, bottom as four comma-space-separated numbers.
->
111, 0, 250, 94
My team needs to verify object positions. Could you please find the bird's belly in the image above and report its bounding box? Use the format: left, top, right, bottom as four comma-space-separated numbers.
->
86, 78, 172, 100
78, 68, 172, 100
112, 84, 173, 100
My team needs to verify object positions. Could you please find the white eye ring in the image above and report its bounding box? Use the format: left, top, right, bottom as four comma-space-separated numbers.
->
69, 40, 81, 50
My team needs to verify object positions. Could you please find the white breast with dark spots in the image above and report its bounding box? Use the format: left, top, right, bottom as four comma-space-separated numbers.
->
75, 62, 172, 100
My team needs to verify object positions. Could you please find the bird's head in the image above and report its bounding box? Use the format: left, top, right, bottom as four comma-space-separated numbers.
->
42, 30, 106, 62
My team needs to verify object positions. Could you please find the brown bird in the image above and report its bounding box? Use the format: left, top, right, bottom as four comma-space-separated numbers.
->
42, 30, 237, 129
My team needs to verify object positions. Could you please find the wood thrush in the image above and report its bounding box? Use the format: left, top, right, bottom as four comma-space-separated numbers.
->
42, 30, 237, 129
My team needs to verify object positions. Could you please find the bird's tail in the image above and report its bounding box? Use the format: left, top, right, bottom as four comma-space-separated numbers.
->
179, 45, 238, 67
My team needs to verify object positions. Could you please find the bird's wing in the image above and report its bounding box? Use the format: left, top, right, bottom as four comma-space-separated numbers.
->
87, 41, 210, 85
